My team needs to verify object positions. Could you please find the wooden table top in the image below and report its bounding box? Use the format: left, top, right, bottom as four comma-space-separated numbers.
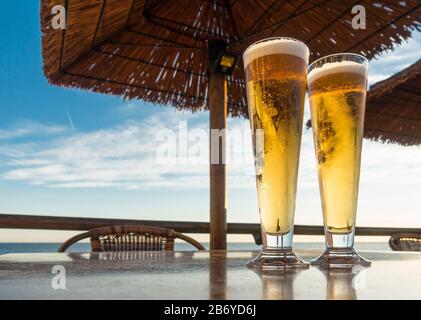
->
0, 250, 420, 300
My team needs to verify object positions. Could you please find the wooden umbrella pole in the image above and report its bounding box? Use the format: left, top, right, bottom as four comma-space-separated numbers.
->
209, 66, 227, 250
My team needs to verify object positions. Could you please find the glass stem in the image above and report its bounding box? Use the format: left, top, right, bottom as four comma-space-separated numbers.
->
325, 228, 355, 249
263, 229, 294, 250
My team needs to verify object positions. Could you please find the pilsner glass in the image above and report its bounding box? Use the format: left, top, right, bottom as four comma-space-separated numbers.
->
307, 53, 371, 268
243, 37, 309, 269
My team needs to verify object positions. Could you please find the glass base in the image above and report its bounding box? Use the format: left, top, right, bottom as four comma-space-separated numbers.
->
247, 231, 309, 271
247, 247, 309, 270
311, 248, 371, 270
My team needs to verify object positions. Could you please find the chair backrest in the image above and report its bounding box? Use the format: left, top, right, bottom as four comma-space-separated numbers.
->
90, 225, 175, 252
389, 233, 421, 251
58, 224, 205, 252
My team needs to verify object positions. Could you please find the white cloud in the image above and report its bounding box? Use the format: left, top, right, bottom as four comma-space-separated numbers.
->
1, 108, 420, 194
0, 110, 256, 190
0, 120, 67, 140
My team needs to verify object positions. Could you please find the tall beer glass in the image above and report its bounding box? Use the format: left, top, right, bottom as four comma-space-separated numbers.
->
307, 53, 370, 268
243, 37, 309, 269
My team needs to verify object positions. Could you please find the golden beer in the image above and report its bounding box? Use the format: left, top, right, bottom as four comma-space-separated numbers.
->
308, 53, 371, 268
243, 38, 309, 269
245, 53, 307, 234
308, 64, 367, 233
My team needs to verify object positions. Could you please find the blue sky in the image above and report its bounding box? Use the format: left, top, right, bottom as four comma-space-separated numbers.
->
0, 2, 420, 242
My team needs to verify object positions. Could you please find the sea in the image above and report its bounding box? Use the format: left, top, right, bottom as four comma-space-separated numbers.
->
0, 242, 391, 255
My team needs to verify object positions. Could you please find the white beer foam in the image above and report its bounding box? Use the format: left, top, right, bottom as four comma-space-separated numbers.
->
243, 38, 310, 68
308, 60, 367, 84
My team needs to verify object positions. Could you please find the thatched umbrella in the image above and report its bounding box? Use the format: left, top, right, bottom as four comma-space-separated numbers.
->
41, 0, 421, 249
365, 58, 421, 145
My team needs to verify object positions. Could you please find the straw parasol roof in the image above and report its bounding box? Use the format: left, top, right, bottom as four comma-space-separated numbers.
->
365, 58, 421, 146
41, 0, 421, 117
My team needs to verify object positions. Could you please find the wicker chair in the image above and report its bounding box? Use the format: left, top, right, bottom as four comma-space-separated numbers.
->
58, 225, 205, 252
389, 233, 421, 251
